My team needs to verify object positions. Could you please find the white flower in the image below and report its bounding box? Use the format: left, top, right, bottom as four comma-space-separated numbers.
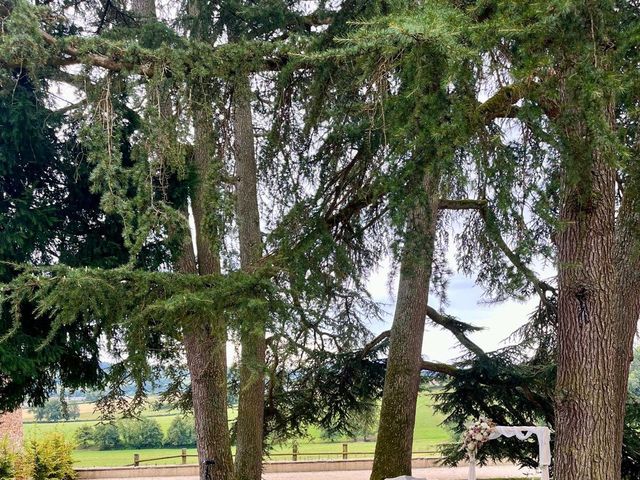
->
474, 433, 484, 441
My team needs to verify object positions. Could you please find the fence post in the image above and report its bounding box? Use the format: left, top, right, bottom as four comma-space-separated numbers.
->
342, 443, 348, 460
182, 448, 187, 464
133, 453, 140, 467
292, 444, 298, 461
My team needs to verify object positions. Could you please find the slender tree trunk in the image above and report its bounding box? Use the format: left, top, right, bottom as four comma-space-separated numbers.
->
129, 1, 235, 478
232, 74, 267, 480
370, 173, 439, 480
611, 194, 640, 475
130, 0, 156, 20
182, 107, 235, 480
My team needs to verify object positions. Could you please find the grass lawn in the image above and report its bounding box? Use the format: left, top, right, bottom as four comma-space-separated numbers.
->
24, 393, 454, 468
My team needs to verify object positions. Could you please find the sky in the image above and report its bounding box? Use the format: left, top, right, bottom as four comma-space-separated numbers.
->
367, 271, 538, 363
365, 220, 546, 364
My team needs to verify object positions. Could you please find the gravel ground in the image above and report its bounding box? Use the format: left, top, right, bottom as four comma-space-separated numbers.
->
99, 464, 539, 480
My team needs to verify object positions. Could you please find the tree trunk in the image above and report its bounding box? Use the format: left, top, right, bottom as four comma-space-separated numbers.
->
129, 1, 235, 478
130, 0, 156, 21
181, 106, 235, 480
554, 153, 620, 479
232, 74, 267, 480
552, 93, 637, 478
370, 173, 439, 480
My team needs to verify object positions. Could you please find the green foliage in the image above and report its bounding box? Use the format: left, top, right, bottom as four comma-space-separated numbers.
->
92, 424, 121, 451
622, 397, 640, 480
31, 399, 80, 422
165, 416, 196, 448
0, 438, 16, 480
0, 264, 276, 415
119, 417, 163, 449
74, 425, 95, 450
261, 342, 387, 444
16, 433, 76, 480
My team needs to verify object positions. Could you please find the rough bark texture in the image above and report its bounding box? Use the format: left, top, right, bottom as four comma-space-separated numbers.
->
553, 97, 640, 479
181, 105, 235, 480
130, 0, 156, 20
232, 74, 267, 480
370, 173, 439, 480
554, 153, 619, 480
0, 409, 22, 449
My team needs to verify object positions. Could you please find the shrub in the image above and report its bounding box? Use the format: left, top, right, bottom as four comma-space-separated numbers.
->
165, 416, 196, 447
93, 423, 121, 450
0, 438, 15, 480
74, 425, 95, 449
15, 433, 76, 480
119, 418, 163, 449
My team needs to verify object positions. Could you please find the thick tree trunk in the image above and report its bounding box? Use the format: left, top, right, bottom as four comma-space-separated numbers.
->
554, 153, 620, 480
553, 95, 638, 478
370, 174, 439, 480
232, 74, 267, 480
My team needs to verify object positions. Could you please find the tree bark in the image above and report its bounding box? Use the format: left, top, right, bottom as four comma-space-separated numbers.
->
181, 107, 235, 480
553, 96, 639, 479
232, 74, 267, 480
370, 172, 439, 480
554, 152, 620, 480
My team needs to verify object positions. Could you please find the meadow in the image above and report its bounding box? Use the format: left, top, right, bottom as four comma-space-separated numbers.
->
23, 394, 453, 468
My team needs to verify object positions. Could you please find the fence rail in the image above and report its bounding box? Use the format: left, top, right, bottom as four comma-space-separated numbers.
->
127, 444, 447, 467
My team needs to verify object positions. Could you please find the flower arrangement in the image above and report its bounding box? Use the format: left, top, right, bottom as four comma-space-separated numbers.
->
462, 417, 496, 459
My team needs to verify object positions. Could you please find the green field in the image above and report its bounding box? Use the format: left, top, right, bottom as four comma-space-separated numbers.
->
24, 394, 453, 468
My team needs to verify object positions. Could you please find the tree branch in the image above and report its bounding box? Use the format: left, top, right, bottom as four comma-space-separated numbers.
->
438, 198, 488, 210
419, 360, 460, 376
437, 194, 556, 304
478, 206, 556, 302
426, 306, 488, 359
478, 82, 527, 123
360, 330, 390, 358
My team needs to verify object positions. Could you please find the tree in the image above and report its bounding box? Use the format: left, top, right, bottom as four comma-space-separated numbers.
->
165, 416, 197, 448
119, 417, 163, 449
461, 2, 640, 477
74, 426, 94, 450
30, 400, 79, 423
93, 424, 121, 451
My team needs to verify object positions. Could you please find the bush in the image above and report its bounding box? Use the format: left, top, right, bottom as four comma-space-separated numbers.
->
119, 418, 163, 449
165, 416, 196, 447
74, 425, 94, 449
93, 423, 121, 450
15, 433, 76, 480
0, 438, 16, 480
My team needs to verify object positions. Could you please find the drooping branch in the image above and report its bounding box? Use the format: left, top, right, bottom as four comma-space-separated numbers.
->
438, 195, 555, 304
478, 206, 556, 302
425, 306, 487, 359
360, 330, 390, 358
419, 360, 460, 376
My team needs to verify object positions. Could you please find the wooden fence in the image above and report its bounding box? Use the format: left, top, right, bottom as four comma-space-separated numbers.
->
127, 444, 445, 467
